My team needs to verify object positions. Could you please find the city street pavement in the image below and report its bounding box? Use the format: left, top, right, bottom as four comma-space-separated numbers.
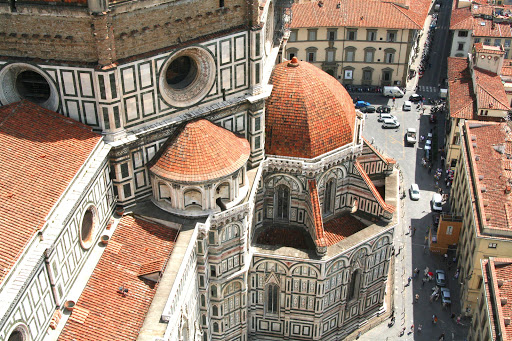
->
348, 1, 470, 339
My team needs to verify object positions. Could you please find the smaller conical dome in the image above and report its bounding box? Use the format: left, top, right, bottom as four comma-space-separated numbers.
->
265, 57, 357, 159
150, 119, 250, 183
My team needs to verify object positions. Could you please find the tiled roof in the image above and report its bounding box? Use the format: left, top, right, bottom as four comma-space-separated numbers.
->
59, 215, 178, 341
474, 67, 510, 111
354, 161, 396, 214
0, 101, 101, 285
501, 59, 512, 76
451, 1, 512, 37
266, 57, 356, 158
290, 0, 430, 29
447, 57, 476, 119
323, 214, 367, 246
474, 42, 505, 55
466, 121, 512, 231
308, 180, 327, 247
483, 258, 512, 341
150, 119, 250, 183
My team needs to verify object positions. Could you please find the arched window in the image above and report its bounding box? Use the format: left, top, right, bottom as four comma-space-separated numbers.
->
323, 179, 335, 215
184, 189, 202, 210
275, 185, 290, 220
202, 314, 207, 325
201, 294, 206, 307
213, 322, 219, 333
266, 283, 279, 314
213, 305, 219, 316
347, 270, 362, 301
221, 224, 240, 242
211, 285, 217, 297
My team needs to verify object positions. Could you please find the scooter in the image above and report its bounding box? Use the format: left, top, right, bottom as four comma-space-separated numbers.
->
388, 316, 395, 328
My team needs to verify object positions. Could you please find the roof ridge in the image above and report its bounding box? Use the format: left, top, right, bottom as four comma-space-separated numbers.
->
308, 179, 327, 247
354, 161, 395, 214
390, 2, 423, 29
478, 83, 509, 109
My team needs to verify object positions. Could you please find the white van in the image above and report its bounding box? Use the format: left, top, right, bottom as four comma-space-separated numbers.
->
383, 86, 405, 98
402, 100, 412, 111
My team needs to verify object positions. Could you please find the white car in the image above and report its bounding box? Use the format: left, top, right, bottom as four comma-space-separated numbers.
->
409, 184, 420, 200
425, 139, 432, 147
382, 118, 400, 129
431, 193, 443, 211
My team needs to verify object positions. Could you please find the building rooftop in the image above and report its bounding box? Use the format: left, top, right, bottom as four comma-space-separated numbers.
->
149, 119, 250, 183
290, 0, 430, 30
265, 57, 356, 159
482, 258, 512, 340
474, 67, 510, 111
323, 214, 368, 246
0, 101, 101, 285
59, 215, 179, 341
448, 57, 476, 119
451, 1, 512, 37
474, 42, 505, 55
465, 121, 512, 232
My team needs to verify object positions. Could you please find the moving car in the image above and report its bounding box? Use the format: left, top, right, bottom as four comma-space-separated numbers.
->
409, 184, 420, 200
360, 105, 376, 113
435, 269, 447, 287
382, 118, 400, 129
425, 139, 432, 147
376, 105, 391, 113
440, 287, 451, 305
406, 128, 417, 145
409, 94, 422, 102
355, 101, 371, 108
402, 101, 412, 111
431, 193, 443, 211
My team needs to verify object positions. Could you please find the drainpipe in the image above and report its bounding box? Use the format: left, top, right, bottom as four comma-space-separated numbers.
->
44, 248, 60, 307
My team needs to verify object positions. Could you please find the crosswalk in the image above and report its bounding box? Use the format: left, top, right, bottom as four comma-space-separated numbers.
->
417, 85, 439, 93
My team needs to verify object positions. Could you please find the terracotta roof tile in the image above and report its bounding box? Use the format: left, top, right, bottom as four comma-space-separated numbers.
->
483, 258, 512, 340
266, 58, 356, 158
474, 67, 510, 110
474, 43, 505, 55
323, 213, 367, 246
291, 0, 430, 29
256, 226, 312, 250
501, 59, 512, 76
466, 121, 512, 231
308, 180, 327, 247
451, 1, 512, 37
149, 119, 250, 183
447, 57, 476, 119
59, 215, 178, 341
0, 101, 101, 285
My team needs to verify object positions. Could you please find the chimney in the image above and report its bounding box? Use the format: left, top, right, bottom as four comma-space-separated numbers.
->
498, 279, 504, 287
501, 297, 508, 306
505, 317, 511, 326
506, 184, 512, 194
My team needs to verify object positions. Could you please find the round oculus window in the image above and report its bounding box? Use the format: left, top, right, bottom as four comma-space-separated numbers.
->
0, 63, 59, 111
159, 47, 216, 108
80, 205, 97, 249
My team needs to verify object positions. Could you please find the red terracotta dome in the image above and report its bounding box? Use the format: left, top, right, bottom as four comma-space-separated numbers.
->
265, 57, 357, 158
150, 119, 250, 182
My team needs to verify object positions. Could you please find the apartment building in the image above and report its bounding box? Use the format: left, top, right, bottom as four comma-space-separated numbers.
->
285, 0, 430, 87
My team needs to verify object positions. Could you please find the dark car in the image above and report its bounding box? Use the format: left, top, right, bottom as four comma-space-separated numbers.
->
440, 288, 451, 305
435, 269, 447, 287
409, 94, 422, 103
360, 105, 376, 113
376, 105, 391, 113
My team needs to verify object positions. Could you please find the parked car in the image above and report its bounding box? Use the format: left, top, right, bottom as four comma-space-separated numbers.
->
377, 105, 391, 113
440, 287, 451, 305
435, 270, 447, 287
409, 183, 420, 200
382, 118, 400, 129
406, 128, 417, 145
402, 100, 412, 111
425, 139, 432, 147
409, 94, 422, 102
431, 193, 443, 211
360, 105, 376, 113
355, 101, 371, 108
378, 113, 396, 122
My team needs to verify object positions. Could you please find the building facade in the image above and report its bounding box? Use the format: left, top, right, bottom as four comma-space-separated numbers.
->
450, 0, 512, 59
285, 0, 430, 87
0, 1, 400, 340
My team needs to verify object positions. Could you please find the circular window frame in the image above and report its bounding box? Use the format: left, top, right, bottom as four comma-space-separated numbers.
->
0, 63, 59, 112
7, 323, 30, 341
159, 47, 216, 108
79, 205, 98, 250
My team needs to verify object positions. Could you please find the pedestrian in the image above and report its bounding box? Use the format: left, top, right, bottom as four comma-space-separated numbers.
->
371, 137, 375, 144
393, 96, 396, 106
423, 245, 427, 254
408, 225, 411, 234
410, 324, 414, 332
422, 277, 427, 287
434, 316, 438, 324
407, 276, 412, 286
444, 253, 448, 262
439, 333, 445, 341
425, 235, 428, 244
456, 315, 461, 325
415, 293, 419, 303
451, 313, 456, 319
399, 326, 406, 336
417, 324, 422, 333
428, 164, 432, 174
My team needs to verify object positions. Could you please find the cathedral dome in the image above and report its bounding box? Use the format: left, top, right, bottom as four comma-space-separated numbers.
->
265, 57, 357, 159
150, 119, 250, 183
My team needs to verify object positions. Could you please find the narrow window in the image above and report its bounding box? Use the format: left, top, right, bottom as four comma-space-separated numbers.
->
266, 283, 279, 313
276, 185, 289, 220
323, 179, 335, 214
219, 0, 224, 7
347, 270, 361, 300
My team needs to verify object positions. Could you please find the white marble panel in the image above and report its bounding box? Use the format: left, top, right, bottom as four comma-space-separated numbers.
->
62, 71, 76, 96
221, 40, 231, 64
79, 72, 93, 97
140, 63, 152, 88
126, 97, 138, 121
235, 64, 245, 88
122, 68, 136, 93
67, 101, 80, 122
235, 36, 245, 60
221, 68, 232, 91
83, 102, 97, 125
142, 92, 154, 115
